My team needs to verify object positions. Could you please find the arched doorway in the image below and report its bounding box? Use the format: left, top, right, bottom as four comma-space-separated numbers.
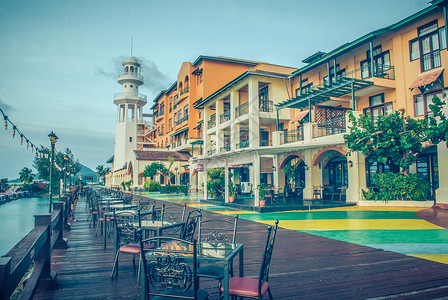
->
279, 152, 306, 197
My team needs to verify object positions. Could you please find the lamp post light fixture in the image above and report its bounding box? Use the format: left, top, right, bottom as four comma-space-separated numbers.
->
48, 131, 58, 213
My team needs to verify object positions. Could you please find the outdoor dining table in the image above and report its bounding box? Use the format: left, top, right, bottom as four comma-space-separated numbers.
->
143, 239, 244, 300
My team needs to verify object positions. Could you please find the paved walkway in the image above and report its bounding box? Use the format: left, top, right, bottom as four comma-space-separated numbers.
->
141, 192, 448, 265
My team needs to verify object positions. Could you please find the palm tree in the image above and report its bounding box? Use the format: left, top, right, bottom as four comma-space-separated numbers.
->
96, 165, 108, 185
19, 167, 34, 184
166, 156, 175, 186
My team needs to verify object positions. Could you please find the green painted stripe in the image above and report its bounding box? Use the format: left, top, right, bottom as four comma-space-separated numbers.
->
237, 211, 419, 221
301, 229, 448, 244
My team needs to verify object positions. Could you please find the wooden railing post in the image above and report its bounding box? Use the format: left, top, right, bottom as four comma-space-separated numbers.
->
34, 214, 56, 289
53, 203, 68, 249
0, 257, 12, 300
60, 196, 71, 230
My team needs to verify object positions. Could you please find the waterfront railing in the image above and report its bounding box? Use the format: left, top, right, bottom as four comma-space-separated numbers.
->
0, 186, 79, 300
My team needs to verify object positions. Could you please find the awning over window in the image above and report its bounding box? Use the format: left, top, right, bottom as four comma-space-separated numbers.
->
292, 110, 309, 123
409, 69, 443, 90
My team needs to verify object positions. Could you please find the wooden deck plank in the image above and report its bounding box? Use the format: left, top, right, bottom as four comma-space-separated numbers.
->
34, 195, 448, 299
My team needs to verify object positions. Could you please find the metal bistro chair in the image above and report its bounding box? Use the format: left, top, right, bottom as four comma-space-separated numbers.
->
197, 215, 239, 294
111, 210, 154, 281
139, 233, 209, 300
221, 219, 279, 300
157, 208, 201, 244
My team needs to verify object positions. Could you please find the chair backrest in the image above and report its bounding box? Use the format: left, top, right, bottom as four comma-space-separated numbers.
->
139, 233, 201, 300
198, 214, 238, 244
115, 222, 139, 248
258, 219, 279, 295
181, 209, 202, 242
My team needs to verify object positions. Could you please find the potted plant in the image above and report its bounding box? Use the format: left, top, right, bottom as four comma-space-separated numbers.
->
258, 183, 269, 207
228, 181, 236, 203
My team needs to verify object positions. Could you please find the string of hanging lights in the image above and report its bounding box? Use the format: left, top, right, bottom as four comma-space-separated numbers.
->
1, 107, 47, 159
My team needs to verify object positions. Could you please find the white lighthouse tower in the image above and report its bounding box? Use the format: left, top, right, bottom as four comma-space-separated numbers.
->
112, 57, 147, 172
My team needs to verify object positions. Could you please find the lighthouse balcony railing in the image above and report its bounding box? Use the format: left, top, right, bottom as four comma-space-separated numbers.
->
118, 72, 144, 81
114, 92, 147, 102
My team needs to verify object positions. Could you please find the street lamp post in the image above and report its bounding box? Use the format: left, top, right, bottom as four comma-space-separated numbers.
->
63, 156, 68, 193
48, 131, 58, 213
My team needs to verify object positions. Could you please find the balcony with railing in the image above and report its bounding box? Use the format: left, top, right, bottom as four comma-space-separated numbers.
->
113, 92, 147, 102
220, 111, 230, 123
421, 51, 441, 72
207, 114, 216, 129
220, 145, 231, 152
259, 139, 272, 147
117, 72, 144, 84
174, 114, 189, 126
313, 116, 346, 138
235, 102, 249, 118
259, 100, 273, 112
236, 140, 249, 149
180, 85, 190, 96
280, 127, 304, 145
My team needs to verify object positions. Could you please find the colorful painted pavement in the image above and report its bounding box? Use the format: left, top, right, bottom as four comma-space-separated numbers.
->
140, 192, 448, 264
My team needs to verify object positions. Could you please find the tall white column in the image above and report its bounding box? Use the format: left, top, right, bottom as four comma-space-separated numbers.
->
248, 78, 260, 148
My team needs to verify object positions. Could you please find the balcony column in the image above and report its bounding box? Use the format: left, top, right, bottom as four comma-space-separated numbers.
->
230, 91, 240, 149
203, 161, 208, 200
346, 151, 366, 203
436, 102, 448, 206
273, 154, 285, 189
302, 148, 318, 200
203, 106, 212, 154
252, 153, 261, 206
248, 78, 260, 148
216, 100, 224, 153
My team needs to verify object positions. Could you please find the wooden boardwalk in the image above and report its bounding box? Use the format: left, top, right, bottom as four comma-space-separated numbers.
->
34, 195, 448, 299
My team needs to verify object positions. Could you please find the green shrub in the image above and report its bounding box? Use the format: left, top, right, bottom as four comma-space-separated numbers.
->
143, 180, 160, 192
362, 173, 430, 202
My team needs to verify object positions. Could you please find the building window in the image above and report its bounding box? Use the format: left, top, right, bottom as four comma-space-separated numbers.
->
323, 64, 346, 83
409, 21, 444, 72
364, 93, 393, 122
129, 137, 132, 142
365, 159, 399, 187
361, 45, 391, 79
184, 105, 189, 118
414, 89, 444, 117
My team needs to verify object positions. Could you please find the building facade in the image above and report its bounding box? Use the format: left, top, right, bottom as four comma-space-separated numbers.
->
192, 0, 448, 206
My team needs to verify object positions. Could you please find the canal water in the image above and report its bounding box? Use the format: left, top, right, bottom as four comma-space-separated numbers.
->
0, 197, 50, 256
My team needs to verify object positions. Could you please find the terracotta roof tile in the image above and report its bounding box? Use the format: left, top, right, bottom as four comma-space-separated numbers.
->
409, 69, 443, 90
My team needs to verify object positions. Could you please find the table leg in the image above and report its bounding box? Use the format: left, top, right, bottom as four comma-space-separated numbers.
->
103, 214, 107, 250
239, 245, 244, 277
223, 263, 230, 300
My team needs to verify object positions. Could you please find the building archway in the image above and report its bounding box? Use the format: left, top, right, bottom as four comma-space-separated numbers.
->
278, 152, 306, 193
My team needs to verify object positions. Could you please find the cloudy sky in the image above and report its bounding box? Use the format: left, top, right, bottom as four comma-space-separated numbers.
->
0, 0, 429, 179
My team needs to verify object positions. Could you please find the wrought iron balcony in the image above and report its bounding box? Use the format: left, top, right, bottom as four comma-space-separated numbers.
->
236, 140, 249, 149
174, 114, 188, 126
180, 86, 190, 96
220, 145, 231, 152
280, 127, 304, 145
235, 102, 249, 118
259, 100, 273, 112
312, 116, 346, 138
220, 111, 230, 123
207, 115, 216, 129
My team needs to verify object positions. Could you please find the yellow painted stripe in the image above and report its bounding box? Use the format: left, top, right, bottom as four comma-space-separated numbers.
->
408, 254, 448, 264
186, 203, 213, 207
259, 219, 443, 230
